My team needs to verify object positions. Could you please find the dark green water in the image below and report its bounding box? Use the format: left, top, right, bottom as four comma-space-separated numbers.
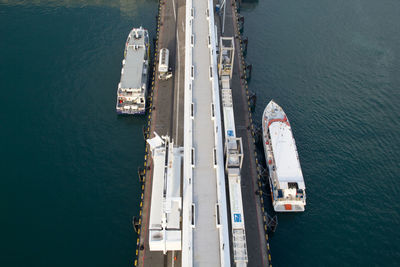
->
0, 1, 157, 266
241, 0, 400, 266
1, 0, 399, 266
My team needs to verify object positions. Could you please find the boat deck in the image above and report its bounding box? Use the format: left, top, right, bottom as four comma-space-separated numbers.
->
120, 29, 148, 90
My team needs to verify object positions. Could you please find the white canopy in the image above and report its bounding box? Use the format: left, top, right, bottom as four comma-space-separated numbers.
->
269, 122, 305, 189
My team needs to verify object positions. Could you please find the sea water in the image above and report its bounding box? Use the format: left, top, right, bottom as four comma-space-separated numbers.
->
1, 0, 399, 266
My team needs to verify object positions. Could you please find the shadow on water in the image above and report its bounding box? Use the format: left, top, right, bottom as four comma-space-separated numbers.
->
239, 0, 259, 11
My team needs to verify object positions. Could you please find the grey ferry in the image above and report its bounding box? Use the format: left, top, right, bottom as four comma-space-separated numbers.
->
116, 27, 149, 114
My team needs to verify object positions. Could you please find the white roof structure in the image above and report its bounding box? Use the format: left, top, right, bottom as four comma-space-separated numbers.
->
147, 134, 183, 253
222, 89, 237, 150
227, 169, 245, 230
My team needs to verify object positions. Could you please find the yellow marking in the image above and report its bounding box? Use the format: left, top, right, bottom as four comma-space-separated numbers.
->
140, 201, 143, 207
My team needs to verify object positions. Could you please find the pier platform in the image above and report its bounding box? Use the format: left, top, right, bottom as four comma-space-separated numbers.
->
215, 0, 271, 265
135, 0, 271, 266
137, 0, 185, 266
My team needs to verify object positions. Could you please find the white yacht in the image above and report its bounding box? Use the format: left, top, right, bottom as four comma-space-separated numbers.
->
116, 27, 149, 114
262, 100, 306, 212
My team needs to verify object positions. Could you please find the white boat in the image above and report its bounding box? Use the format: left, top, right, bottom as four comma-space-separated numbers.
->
116, 27, 149, 114
262, 100, 306, 212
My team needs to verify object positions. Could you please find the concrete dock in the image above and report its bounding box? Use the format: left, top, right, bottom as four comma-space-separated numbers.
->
216, 0, 271, 265
136, 0, 185, 266
135, 0, 271, 266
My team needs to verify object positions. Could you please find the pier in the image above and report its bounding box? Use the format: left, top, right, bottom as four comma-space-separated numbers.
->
135, 0, 272, 266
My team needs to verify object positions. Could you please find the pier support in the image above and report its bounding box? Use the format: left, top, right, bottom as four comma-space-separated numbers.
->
245, 63, 252, 81
266, 214, 278, 233
242, 36, 248, 57
132, 216, 140, 233
137, 167, 145, 183
238, 15, 244, 33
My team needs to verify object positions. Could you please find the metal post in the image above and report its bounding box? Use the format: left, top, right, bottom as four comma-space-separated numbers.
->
222, 0, 226, 34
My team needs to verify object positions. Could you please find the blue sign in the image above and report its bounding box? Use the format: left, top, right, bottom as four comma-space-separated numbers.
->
227, 130, 234, 137
234, 213, 242, 223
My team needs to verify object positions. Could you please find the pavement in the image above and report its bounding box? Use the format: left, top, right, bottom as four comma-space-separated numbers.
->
215, 0, 270, 265
137, 0, 185, 266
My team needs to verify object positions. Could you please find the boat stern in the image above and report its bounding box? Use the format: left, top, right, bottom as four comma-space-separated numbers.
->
273, 201, 305, 212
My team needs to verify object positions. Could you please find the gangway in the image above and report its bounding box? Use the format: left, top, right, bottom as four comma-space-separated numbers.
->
219, 36, 248, 266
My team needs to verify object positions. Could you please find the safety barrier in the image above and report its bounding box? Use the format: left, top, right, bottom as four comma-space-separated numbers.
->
182, 0, 194, 266
207, 0, 232, 265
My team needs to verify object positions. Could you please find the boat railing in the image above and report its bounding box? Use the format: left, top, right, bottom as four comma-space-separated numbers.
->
275, 193, 305, 202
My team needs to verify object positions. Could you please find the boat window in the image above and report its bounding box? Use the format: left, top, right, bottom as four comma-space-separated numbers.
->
297, 189, 303, 194
288, 182, 298, 189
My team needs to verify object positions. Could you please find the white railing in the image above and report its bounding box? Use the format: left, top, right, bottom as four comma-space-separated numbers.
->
207, 0, 231, 266
182, 0, 194, 267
